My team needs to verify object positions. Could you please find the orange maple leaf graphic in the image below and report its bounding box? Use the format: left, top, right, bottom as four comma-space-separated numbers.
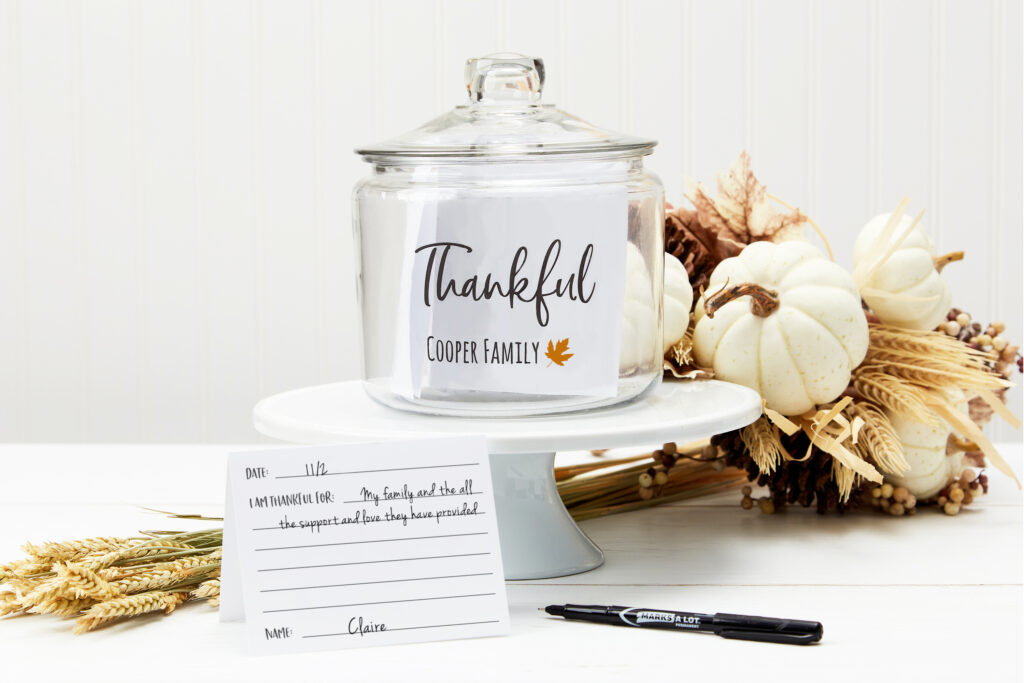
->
545, 338, 574, 367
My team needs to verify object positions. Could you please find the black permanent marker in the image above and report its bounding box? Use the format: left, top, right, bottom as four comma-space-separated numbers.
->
543, 604, 822, 645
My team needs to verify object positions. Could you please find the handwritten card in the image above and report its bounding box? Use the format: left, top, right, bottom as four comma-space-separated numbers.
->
220, 436, 509, 654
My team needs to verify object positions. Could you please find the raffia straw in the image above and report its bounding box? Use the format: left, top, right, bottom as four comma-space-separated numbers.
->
831, 458, 858, 503
767, 193, 834, 260
852, 198, 917, 287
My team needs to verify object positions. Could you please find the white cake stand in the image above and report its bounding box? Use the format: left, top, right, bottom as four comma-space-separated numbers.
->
253, 380, 761, 580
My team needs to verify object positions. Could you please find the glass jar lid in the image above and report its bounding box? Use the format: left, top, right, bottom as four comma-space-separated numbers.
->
356, 53, 657, 162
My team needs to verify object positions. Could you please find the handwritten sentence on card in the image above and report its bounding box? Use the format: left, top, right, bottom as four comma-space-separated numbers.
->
245, 463, 482, 528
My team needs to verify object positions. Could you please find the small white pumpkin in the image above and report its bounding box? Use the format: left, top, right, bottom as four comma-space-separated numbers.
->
620, 245, 658, 373
884, 391, 967, 499
693, 240, 868, 415
853, 212, 961, 331
663, 253, 693, 354
620, 249, 693, 371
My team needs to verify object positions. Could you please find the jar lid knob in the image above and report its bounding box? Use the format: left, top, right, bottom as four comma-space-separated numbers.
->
465, 53, 544, 105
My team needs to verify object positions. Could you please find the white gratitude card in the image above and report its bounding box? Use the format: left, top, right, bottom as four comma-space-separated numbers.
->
221, 436, 509, 655
390, 185, 628, 399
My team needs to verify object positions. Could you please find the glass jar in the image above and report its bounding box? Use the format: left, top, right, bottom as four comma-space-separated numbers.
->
353, 54, 664, 417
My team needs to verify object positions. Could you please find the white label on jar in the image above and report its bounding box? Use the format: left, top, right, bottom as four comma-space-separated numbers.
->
392, 187, 628, 399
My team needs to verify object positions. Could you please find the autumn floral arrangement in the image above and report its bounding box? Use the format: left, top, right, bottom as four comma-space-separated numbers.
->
2, 153, 1020, 635
566, 152, 1020, 518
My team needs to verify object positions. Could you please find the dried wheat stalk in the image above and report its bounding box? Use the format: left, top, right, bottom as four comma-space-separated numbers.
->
30, 596, 96, 618
82, 540, 198, 571
844, 401, 908, 475
865, 354, 1007, 391
22, 537, 133, 563
1, 528, 226, 634
191, 578, 220, 601
55, 562, 121, 601
111, 552, 221, 595
853, 368, 938, 424
0, 558, 53, 582
0, 591, 23, 616
868, 324, 993, 358
73, 591, 189, 635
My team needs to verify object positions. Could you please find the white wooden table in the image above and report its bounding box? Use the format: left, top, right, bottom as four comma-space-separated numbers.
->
1, 444, 1021, 683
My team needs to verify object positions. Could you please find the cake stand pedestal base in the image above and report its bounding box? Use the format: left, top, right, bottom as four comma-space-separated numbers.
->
490, 451, 603, 579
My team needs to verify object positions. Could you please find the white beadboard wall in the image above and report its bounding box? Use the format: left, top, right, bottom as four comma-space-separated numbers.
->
0, 0, 1020, 442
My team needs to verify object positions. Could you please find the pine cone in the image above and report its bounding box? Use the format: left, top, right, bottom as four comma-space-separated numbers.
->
665, 207, 741, 294
713, 430, 868, 515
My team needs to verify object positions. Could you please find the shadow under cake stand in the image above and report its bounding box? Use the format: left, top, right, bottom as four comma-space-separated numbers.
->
253, 380, 761, 580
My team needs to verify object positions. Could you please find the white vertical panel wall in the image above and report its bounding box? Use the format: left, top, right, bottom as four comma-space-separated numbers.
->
0, 0, 1020, 442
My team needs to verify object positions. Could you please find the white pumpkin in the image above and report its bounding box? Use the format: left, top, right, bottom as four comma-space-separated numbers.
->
693, 240, 869, 415
884, 391, 967, 499
620, 245, 659, 373
663, 253, 693, 353
853, 213, 958, 331
620, 248, 693, 371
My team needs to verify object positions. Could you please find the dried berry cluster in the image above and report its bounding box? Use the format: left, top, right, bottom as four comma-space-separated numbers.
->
862, 483, 919, 516
940, 311, 1020, 384
940, 310, 1020, 462
636, 441, 722, 499
860, 470, 987, 516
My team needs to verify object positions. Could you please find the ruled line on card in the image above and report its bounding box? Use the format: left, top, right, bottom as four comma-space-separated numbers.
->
260, 572, 494, 593
275, 463, 481, 479
251, 512, 486, 532
257, 551, 491, 572
302, 620, 501, 639
264, 592, 496, 614
255, 532, 488, 552
340, 492, 484, 504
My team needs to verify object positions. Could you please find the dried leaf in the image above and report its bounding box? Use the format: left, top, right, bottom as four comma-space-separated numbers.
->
545, 338, 574, 367
685, 151, 807, 247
